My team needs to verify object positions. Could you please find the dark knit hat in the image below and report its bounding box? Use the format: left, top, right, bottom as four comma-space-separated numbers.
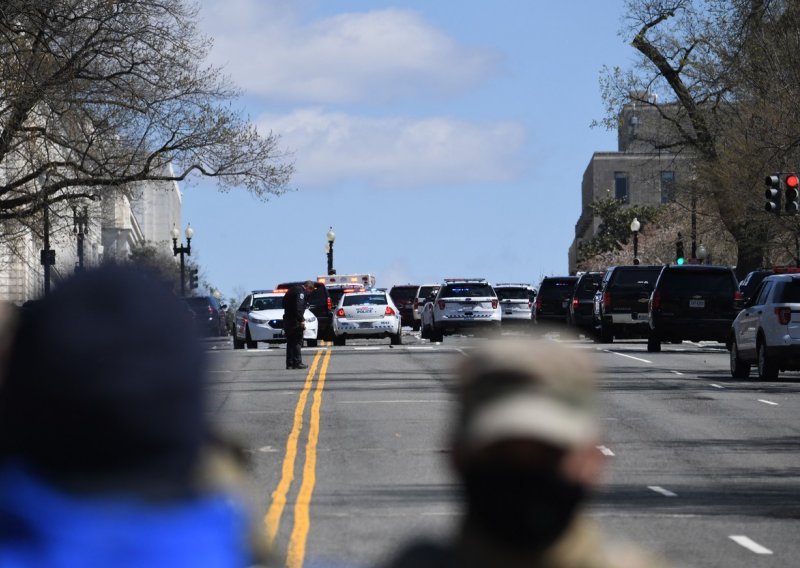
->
0, 264, 208, 497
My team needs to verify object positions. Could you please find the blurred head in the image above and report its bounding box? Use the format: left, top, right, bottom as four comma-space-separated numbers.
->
452, 339, 603, 552
0, 265, 208, 499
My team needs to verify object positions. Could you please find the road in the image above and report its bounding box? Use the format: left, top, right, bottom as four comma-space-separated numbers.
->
203, 332, 800, 568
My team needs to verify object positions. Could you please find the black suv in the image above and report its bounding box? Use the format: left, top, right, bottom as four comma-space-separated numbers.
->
647, 265, 740, 352
276, 281, 333, 341
183, 295, 228, 337
594, 265, 664, 343
567, 272, 603, 334
389, 284, 420, 329
533, 276, 578, 326
738, 269, 773, 305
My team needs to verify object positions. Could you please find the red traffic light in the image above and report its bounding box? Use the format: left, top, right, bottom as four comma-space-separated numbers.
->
786, 174, 800, 189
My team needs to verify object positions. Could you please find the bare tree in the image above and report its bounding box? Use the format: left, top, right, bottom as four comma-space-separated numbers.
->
599, 0, 800, 275
0, 0, 293, 227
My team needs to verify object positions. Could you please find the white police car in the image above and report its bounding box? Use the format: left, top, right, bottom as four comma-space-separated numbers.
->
426, 278, 501, 342
332, 290, 402, 346
233, 291, 318, 350
494, 282, 534, 324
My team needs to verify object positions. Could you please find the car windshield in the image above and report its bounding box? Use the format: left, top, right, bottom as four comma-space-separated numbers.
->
660, 269, 735, 295
496, 288, 529, 300
441, 283, 494, 298
343, 294, 388, 306
575, 275, 601, 298
252, 296, 283, 311
390, 287, 417, 302
611, 268, 662, 287
777, 279, 800, 303
538, 279, 577, 300
417, 286, 438, 298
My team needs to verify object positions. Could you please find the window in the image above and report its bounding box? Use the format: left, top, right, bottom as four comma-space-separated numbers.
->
252, 296, 283, 311
660, 171, 675, 203
614, 172, 629, 203
755, 281, 773, 305
238, 295, 252, 312
343, 294, 388, 306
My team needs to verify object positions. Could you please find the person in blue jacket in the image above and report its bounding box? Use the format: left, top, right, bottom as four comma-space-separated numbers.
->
0, 265, 272, 568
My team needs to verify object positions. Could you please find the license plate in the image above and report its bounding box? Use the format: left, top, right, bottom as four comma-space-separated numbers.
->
464, 312, 473, 316
689, 299, 705, 308
358, 322, 374, 328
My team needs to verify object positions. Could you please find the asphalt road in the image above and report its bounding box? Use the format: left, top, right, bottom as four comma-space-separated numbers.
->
204, 331, 800, 568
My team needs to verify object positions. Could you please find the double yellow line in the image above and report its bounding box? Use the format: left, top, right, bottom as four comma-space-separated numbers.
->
265, 347, 332, 568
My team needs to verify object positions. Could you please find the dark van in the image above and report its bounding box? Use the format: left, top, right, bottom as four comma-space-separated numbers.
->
533, 276, 578, 326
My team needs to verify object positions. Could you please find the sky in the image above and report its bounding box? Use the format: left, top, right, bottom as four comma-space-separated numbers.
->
182, 0, 637, 301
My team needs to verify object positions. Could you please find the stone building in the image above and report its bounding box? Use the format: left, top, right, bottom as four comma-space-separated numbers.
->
568, 98, 695, 273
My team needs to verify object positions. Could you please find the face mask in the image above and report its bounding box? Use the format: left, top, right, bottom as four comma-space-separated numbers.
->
461, 463, 586, 552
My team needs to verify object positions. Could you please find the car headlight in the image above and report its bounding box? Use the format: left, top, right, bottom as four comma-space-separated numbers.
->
250, 315, 268, 324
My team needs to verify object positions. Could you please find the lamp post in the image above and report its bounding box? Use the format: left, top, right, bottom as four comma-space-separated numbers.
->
171, 224, 193, 296
72, 205, 89, 272
630, 217, 641, 265
37, 173, 56, 296
326, 226, 336, 275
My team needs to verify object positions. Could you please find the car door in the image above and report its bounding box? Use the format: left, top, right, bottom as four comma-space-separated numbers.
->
235, 295, 253, 338
737, 281, 772, 358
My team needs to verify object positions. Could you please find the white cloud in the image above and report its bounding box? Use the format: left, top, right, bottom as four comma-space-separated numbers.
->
200, 1, 500, 104
259, 108, 527, 189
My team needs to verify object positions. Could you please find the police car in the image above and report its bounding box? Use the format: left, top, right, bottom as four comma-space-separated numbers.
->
332, 290, 402, 346
233, 291, 318, 350
426, 278, 501, 342
494, 283, 535, 324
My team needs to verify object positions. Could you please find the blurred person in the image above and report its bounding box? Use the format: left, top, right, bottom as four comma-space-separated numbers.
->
283, 281, 314, 369
381, 339, 668, 568
0, 265, 272, 567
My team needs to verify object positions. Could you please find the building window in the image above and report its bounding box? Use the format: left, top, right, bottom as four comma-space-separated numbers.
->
614, 172, 629, 203
660, 170, 675, 203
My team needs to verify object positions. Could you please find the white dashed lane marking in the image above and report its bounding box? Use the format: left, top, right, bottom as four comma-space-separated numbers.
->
711, 384, 725, 389
729, 535, 773, 555
603, 350, 652, 364
648, 486, 677, 497
758, 399, 779, 406
596, 446, 615, 456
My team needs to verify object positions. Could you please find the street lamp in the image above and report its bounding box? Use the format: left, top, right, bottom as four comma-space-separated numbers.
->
37, 173, 55, 296
171, 223, 193, 296
697, 244, 707, 264
72, 204, 90, 272
630, 217, 641, 265
326, 226, 336, 275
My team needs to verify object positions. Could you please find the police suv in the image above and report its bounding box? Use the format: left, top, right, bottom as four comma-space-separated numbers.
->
425, 278, 501, 342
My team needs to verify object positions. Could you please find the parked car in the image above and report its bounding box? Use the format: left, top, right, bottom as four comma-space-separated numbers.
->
533, 276, 578, 326
275, 281, 333, 341
593, 265, 663, 343
332, 290, 402, 346
567, 272, 603, 334
426, 278, 500, 342
412, 284, 439, 331
233, 291, 318, 350
647, 265, 740, 352
494, 283, 534, 325
183, 295, 228, 337
389, 284, 420, 330
729, 273, 800, 379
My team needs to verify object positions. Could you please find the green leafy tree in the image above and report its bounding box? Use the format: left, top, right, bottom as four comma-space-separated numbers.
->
578, 197, 659, 261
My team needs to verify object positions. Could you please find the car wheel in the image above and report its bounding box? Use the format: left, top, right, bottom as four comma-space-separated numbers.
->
333, 336, 346, 347
599, 322, 613, 343
233, 334, 245, 350
245, 326, 257, 349
757, 339, 778, 380
647, 332, 661, 353
420, 324, 430, 340
730, 340, 751, 379
391, 331, 403, 345
306, 338, 318, 347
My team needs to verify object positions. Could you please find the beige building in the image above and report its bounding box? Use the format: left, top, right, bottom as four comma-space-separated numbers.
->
568, 99, 694, 273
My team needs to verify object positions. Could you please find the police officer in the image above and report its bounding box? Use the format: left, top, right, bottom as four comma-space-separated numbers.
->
283, 281, 314, 370
381, 339, 669, 568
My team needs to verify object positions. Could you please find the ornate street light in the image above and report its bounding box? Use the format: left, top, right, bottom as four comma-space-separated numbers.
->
326, 226, 336, 275
630, 217, 641, 265
172, 223, 193, 296
697, 243, 708, 264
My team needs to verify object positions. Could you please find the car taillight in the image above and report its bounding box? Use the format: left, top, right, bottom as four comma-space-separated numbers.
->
775, 307, 791, 325
385, 306, 396, 316
491, 299, 498, 309
438, 300, 446, 310
327, 298, 332, 310
734, 291, 743, 303
528, 301, 532, 309
534, 297, 542, 310
571, 297, 579, 308
413, 299, 419, 310
602, 291, 611, 308
336, 308, 345, 317
650, 291, 661, 311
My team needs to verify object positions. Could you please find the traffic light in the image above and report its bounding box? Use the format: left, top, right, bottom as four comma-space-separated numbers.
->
785, 173, 800, 214
676, 234, 685, 265
765, 174, 781, 214
189, 268, 199, 290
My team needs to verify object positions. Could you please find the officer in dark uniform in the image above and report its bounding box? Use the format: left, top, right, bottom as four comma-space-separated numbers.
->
283, 281, 314, 369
